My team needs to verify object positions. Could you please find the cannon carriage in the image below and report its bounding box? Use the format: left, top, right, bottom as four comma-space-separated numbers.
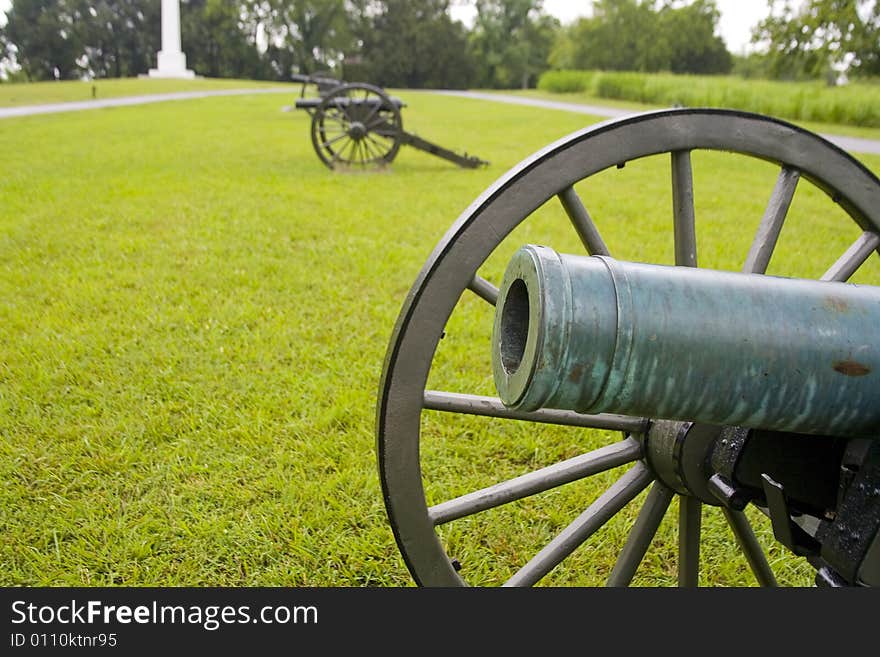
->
376, 108, 880, 587
291, 73, 488, 170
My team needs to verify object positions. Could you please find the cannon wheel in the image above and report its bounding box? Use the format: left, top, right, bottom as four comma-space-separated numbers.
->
377, 108, 880, 586
310, 82, 403, 170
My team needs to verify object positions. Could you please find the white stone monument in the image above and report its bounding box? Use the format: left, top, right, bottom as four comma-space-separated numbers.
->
148, 0, 195, 78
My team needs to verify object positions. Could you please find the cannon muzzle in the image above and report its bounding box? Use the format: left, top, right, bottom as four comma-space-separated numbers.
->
492, 245, 880, 437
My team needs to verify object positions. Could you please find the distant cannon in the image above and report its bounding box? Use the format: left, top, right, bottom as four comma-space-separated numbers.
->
376, 108, 880, 587
291, 73, 488, 170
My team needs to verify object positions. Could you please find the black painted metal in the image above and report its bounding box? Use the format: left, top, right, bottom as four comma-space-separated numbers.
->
708, 474, 749, 511
734, 432, 846, 515
761, 473, 823, 557
399, 131, 488, 168
816, 441, 880, 585
816, 566, 850, 587
291, 72, 344, 97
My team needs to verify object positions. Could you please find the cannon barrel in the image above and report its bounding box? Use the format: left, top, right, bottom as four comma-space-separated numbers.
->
491, 245, 880, 437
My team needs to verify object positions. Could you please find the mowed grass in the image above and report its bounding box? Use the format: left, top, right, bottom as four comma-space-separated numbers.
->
1, 84, 879, 586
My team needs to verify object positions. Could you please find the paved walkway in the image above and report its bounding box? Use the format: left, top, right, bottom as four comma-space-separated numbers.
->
431, 89, 634, 119
2, 86, 879, 156
432, 90, 880, 156
0, 87, 293, 119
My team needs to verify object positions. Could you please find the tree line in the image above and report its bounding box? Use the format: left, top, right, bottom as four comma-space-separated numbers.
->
1, 1, 878, 86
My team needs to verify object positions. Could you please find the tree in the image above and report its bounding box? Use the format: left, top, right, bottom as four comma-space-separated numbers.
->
468, 0, 559, 88
731, 51, 776, 79
548, 0, 730, 75
182, 0, 265, 79
658, 0, 731, 74
0, 0, 85, 80
355, 0, 475, 88
549, 0, 664, 72
76, 1, 159, 78
752, 0, 880, 79
244, 0, 352, 78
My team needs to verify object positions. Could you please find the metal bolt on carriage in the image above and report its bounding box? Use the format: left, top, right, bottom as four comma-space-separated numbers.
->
376, 107, 880, 587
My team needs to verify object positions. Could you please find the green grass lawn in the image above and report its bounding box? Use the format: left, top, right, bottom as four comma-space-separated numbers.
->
1, 81, 879, 586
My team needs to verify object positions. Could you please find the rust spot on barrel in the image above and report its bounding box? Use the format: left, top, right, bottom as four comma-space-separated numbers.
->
824, 296, 850, 313
833, 360, 871, 377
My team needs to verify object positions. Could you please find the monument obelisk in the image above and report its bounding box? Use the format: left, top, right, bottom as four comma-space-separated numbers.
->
149, 0, 195, 78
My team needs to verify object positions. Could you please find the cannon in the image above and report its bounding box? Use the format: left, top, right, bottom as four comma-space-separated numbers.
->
376, 108, 880, 587
290, 73, 489, 170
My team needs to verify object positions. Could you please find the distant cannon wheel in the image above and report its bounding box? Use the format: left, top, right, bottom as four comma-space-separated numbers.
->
376, 109, 880, 586
310, 83, 403, 170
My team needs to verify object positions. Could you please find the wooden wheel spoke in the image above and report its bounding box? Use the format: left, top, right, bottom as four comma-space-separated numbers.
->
358, 140, 371, 163
672, 150, 697, 267
468, 275, 499, 305
558, 186, 611, 256
357, 138, 374, 162
365, 116, 396, 131
422, 391, 649, 433
357, 139, 371, 164
428, 437, 642, 526
504, 463, 653, 586
362, 99, 384, 126
607, 482, 675, 586
678, 496, 702, 587
723, 508, 778, 587
341, 137, 358, 163
337, 99, 358, 123
821, 230, 880, 281
364, 132, 393, 157
320, 133, 349, 149
743, 166, 800, 274
330, 141, 351, 164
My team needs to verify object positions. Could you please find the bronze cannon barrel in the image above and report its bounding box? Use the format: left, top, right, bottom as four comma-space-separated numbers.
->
491, 245, 880, 437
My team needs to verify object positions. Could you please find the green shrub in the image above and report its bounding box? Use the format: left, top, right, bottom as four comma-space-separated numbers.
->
537, 70, 880, 127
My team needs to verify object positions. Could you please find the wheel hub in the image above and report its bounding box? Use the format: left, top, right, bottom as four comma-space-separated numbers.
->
348, 121, 367, 140
644, 420, 722, 504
